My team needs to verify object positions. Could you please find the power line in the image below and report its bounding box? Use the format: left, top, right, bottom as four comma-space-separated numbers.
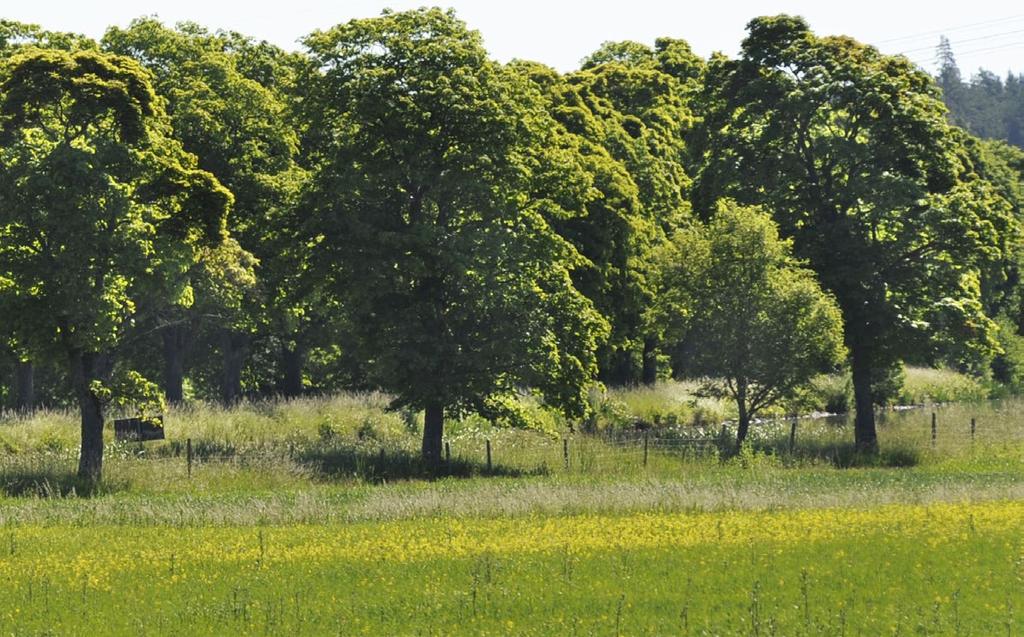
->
897, 27, 1024, 55
911, 39, 1024, 66
874, 14, 1024, 45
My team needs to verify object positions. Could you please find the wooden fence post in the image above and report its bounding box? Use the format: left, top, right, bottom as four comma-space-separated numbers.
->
931, 412, 937, 447
445, 441, 451, 463
563, 438, 569, 470
971, 418, 976, 442
186, 438, 192, 479
789, 418, 798, 454
643, 432, 649, 467
485, 439, 492, 472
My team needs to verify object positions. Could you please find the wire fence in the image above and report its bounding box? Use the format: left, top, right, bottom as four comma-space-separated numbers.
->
144, 406, 1024, 475
2, 403, 1022, 487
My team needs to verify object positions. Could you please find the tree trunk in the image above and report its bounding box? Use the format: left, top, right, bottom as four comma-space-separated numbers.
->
641, 338, 657, 386
69, 351, 105, 482
734, 380, 750, 454
280, 345, 305, 398
850, 348, 879, 453
162, 325, 187, 404
422, 403, 444, 464
598, 346, 634, 387
220, 329, 248, 406
14, 360, 34, 412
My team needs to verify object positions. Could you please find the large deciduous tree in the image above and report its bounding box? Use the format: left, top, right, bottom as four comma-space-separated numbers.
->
103, 20, 307, 404
513, 38, 701, 387
654, 201, 845, 450
302, 9, 608, 462
0, 21, 96, 411
693, 16, 1016, 451
0, 48, 231, 480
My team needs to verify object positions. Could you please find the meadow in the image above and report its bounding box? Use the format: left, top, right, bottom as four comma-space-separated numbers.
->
1, 368, 1023, 635
3, 502, 1023, 635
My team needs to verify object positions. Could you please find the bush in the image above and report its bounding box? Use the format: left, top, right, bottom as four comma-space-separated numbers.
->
806, 375, 852, 414
991, 315, 1024, 388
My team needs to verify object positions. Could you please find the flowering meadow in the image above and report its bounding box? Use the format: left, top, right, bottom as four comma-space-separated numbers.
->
2, 500, 1023, 635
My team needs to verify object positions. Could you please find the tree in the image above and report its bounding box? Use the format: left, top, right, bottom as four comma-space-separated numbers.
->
0, 48, 231, 480
654, 201, 845, 450
933, 37, 1024, 152
693, 16, 1016, 451
513, 39, 700, 387
569, 54, 697, 385
302, 9, 608, 461
935, 35, 967, 129
103, 19, 307, 404
0, 21, 94, 411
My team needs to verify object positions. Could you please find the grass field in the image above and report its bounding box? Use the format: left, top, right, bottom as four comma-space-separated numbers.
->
1, 371, 1023, 634
2, 502, 1023, 635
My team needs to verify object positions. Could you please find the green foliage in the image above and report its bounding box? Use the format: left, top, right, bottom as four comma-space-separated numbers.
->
0, 46, 231, 478
991, 315, 1024, 387
99, 369, 166, 421
860, 361, 904, 407
693, 15, 1018, 446
512, 36, 700, 384
300, 9, 608, 449
937, 41, 1024, 150
0, 47, 231, 352
806, 374, 852, 414
4, 8, 1024, 480
102, 19, 317, 401
654, 201, 846, 443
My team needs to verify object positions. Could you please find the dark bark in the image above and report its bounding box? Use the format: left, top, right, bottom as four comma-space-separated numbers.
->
69, 351, 105, 482
641, 338, 657, 386
734, 379, 750, 454
162, 324, 188, 404
14, 360, 34, 412
601, 347, 637, 386
850, 346, 879, 453
422, 403, 444, 464
220, 329, 249, 405
280, 345, 305, 398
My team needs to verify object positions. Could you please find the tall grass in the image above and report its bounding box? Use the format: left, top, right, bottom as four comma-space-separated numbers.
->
0, 366, 1015, 502
899, 366, 988, 404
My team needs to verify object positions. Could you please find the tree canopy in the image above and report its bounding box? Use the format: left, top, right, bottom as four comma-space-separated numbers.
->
301, 9, 608, 460
0, 46, 231, 479
692, 15, 1017, 450
654, 201, 846, 449
103, 19, 311, 404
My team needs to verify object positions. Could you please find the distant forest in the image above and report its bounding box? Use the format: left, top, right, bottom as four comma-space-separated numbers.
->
937, 36, 1024, 149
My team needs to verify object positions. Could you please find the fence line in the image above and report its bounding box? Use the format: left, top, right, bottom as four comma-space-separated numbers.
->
2, 409, 1013, 481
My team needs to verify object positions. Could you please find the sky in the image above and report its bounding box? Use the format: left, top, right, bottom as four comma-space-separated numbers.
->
4, 0, 1024, 77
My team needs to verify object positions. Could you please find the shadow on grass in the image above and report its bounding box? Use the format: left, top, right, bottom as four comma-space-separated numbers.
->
0, 468, 129, 497
299, 447, 545, 483
754, 439, 922, 468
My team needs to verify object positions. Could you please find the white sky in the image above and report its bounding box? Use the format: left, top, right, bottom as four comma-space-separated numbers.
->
4, 0, 1024, 77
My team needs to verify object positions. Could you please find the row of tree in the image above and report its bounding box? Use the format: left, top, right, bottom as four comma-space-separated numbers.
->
1, 11, 1022, 480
